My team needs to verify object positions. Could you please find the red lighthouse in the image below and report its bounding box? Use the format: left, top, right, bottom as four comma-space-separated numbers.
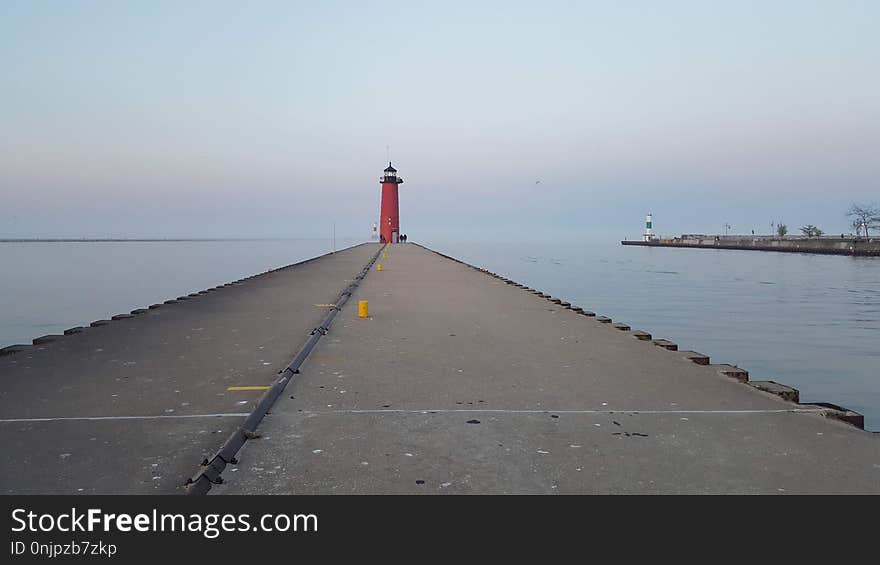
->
379, 162, 403, 243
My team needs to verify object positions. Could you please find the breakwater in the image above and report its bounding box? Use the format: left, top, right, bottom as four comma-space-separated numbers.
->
622, 236, 880, 256
2, 242, 878, 495
218, 243, 878, 495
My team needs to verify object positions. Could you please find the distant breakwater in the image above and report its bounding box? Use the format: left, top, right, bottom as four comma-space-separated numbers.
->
622, 236, 880, 256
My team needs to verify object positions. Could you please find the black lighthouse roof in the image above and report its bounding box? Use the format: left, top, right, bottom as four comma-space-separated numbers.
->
380, 161, 403, 184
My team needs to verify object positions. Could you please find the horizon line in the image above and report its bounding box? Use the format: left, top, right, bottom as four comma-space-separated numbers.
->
0, 237, 369, 243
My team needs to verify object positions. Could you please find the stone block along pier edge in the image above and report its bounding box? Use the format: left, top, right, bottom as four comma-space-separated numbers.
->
1, 242, 877, 494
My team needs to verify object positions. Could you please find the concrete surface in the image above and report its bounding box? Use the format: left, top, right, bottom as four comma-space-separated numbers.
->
218, 243, 880, 494
0, 243, 381, 494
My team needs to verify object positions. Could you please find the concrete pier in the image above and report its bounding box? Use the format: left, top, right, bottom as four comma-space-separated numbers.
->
1, 242, 878, 494
216, 244, 878, 495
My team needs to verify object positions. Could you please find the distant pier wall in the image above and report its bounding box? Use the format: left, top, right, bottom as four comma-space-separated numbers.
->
622, 236, 880, 256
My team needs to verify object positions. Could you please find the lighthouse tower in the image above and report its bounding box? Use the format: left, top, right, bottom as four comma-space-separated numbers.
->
644, 213, 654, 242
379, 162, 403, 243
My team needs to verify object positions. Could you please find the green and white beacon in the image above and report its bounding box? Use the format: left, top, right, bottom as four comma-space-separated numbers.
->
644, 213, 654, 242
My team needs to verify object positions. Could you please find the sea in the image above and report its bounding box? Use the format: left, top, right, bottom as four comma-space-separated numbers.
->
2, 238, 878, 430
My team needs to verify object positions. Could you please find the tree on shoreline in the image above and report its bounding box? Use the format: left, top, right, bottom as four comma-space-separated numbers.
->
776, 223, 788, 237
847, 204, 880, 237
799, 225, 824, 238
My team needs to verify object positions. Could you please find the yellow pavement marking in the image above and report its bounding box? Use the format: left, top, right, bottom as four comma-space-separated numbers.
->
227, 386, 271, 391
309, 353, 340, 360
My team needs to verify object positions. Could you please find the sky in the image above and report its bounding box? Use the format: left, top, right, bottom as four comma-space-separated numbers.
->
1, 0, 878, 242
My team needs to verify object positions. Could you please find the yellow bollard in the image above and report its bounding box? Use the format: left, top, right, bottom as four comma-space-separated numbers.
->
358, 300, 369, 318
377, 263, 383, 271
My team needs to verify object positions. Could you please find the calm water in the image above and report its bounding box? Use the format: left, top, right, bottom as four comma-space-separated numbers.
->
424, 239, 880, 431
2, 238, 878, 430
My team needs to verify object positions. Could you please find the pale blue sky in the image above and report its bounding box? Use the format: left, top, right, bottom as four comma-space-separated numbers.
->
1, 0, 878, 241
